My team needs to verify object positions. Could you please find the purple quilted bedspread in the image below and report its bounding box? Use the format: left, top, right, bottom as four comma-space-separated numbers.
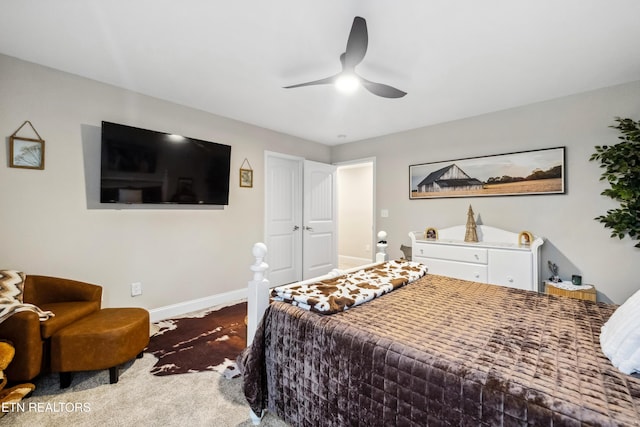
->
239, 274, 640, 426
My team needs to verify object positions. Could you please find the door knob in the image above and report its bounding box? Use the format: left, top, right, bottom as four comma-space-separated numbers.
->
293, 225, 300, 231
304, 226, 314, 231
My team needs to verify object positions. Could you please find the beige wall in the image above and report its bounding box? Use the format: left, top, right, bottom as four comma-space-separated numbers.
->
0, 54, 330, 310
332, 81, 640, 304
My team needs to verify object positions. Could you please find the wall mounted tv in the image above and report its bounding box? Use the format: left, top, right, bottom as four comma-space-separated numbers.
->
100, 121, 231, 206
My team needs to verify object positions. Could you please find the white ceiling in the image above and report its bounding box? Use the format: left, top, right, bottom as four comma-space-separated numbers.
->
2, 1, 640, 145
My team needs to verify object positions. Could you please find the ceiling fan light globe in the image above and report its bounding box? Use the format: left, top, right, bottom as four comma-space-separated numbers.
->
335, 74, 360, 94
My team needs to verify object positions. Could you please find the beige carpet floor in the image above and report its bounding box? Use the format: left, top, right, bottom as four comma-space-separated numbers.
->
2, 352, 288, 426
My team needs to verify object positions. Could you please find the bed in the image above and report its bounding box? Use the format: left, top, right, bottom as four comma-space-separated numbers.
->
240, 242, 640, 426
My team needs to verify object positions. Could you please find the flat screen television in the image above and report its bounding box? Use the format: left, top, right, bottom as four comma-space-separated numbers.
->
100, 121, 231, 205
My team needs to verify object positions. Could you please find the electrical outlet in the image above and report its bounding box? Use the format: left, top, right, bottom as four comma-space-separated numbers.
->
131, 282, 142, 297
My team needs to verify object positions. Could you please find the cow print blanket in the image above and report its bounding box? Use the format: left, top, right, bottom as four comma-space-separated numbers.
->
271, 260, 427, 314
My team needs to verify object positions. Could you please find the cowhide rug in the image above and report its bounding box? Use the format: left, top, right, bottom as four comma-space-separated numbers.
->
145, 301, 247, 378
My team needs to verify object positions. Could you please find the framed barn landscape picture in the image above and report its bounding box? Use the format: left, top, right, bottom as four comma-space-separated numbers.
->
409, 146, 565, 199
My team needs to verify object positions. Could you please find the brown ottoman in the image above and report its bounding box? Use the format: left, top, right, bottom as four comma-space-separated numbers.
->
50, 308, 150, 388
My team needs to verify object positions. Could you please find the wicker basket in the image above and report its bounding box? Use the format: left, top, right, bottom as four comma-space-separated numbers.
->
545, 282, 597, 302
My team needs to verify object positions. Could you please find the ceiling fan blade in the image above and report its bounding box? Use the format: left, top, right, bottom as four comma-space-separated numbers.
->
284, 17, 407, 98
343, 16, 368, 69
283, 75, 338, 89
360, 77, 407, 98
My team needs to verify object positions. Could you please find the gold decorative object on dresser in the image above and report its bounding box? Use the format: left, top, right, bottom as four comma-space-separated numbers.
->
464, 205, 478, 242
545, 281, 597, 302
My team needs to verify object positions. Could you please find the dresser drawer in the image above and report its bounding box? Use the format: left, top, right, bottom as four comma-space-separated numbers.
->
414, 243, 488, 264
488, 249, 534, 291
418, 257, 488, 282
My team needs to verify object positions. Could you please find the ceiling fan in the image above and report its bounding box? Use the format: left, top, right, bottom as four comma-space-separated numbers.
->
284, 16, 407, 98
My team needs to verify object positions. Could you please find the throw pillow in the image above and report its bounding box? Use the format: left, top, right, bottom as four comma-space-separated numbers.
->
600, 288, 640, 374
0, 270, 26, 303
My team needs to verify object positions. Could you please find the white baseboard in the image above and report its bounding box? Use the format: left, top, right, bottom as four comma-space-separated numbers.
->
338, 255, 373, 270
148, 288, 247, 323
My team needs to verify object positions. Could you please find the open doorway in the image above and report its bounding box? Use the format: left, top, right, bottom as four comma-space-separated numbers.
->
336, 159, 375, 270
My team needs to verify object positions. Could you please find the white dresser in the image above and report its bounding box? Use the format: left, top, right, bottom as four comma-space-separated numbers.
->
409, 225, 544, 292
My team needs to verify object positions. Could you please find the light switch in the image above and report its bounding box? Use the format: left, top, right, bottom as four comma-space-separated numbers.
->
381, 209, 389, 218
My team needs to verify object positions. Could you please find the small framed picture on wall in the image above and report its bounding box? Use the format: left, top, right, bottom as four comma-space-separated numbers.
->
240, 168, 253, 188
10, 136, 45, 170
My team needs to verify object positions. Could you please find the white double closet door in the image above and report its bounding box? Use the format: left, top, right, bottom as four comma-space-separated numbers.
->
265, 152, 337, 286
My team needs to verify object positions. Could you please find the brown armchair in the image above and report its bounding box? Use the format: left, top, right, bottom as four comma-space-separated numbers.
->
0, 275, 102, 382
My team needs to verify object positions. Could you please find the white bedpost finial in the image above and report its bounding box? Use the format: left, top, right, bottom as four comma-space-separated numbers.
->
251, 242, 268, 282
252, 242, 267, 258
376, 231, 388, 263
248, 242, 270, 347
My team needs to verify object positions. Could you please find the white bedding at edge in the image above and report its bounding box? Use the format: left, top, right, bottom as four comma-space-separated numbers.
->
600, 288, 640, 375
